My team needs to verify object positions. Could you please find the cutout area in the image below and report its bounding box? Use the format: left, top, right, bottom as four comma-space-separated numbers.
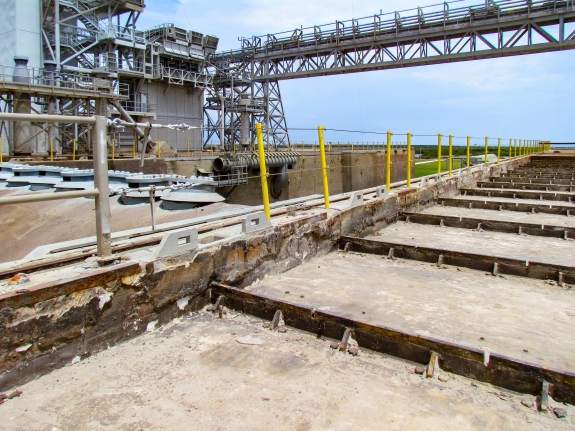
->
178, 236, 191, 246
251, 219, 260, 227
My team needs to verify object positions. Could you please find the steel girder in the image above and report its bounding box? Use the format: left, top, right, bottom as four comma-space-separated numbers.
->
225, 2, 575, 81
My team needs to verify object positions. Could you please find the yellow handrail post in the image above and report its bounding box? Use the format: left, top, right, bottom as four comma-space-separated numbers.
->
466, 136, 471, 168
318, 126, 330, 210
387, 131, 393, 192
187, 140, 190, 157
407, 132, 412, 187
72, 139, 76, 161
484, 136, 488, 166
520, 139, 523, 157
497, 138, 501, 163
50, 138, 54, 161
256, 123, 271, 220
509, 139, 512, 160
0, 137, 3, 163
437, 134, 443, 174
112, 138, 115, 160
448, 135, 453, 176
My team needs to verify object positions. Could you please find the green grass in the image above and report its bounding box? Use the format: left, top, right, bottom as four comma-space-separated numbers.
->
415, 159, 464, 178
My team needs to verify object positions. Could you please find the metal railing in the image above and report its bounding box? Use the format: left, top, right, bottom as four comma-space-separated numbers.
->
0, 64, 117, 94
0, 113, 111, 256
223, 0, 575, 58
119, 101, 156, 113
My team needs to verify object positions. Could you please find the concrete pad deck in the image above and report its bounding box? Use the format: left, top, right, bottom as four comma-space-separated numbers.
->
1, 311, 572, 430
365, 221, 575, 267
449, 195, 575, 207
419, 206, 575, 228
247, 252, 575, 372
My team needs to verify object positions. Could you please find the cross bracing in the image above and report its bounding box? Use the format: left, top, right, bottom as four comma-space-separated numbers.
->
214, 0, 575, 81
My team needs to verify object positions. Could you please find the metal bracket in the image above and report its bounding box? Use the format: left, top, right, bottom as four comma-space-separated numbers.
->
154, 228, 198, 259
339, 327, 355, 351
375, 186, 389, 199
242, 211, 272, 233
426, 351, 441, 378
349, 191, 364, 208
269, 310, 286, 332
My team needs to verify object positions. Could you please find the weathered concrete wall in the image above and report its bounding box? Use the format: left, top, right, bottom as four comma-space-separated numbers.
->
0, 157, 531, 391
215, 150, 413, 206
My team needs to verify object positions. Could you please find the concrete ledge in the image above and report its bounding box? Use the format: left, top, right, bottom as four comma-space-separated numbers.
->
210, 281, 575, 405
338, 236, 575, 284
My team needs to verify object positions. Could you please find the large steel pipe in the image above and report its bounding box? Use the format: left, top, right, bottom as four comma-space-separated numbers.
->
213, 152, 299, 174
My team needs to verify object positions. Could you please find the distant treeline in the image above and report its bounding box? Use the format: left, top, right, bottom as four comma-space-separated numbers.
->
413, 145, 517, 159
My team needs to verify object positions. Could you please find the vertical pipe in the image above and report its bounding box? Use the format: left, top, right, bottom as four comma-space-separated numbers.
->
112, 138, 115, 160
513, 139, 517, 158
466, 136, 471, 168
187, 139, 190, 157
149, 186, 156, 231
54, 0, 61, 68
256, 123, 271, 220
318, 126, 330, 209
407, 132, 412, 187
0, 138, 2, 163
73, 139, 76, 161
484, 136, 488, 166
448, 135, 453, 176
387, 131, 393, 192
93, 116, 112, 257
437, 134, 442, 174
50, 138, 54, 161
497, 138, 501, 163
133, 139, 136, 159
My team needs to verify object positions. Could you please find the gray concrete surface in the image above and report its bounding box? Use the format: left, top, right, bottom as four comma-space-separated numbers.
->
248, 252, 575, 371
420, 206, 575, 227
0, 311, 571, 430
448, 195, 575, 207
365, 221, 575, 266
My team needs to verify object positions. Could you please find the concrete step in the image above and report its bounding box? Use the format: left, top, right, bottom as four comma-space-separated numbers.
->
242, 251, 575, 400
439, 196, 575, 216
402, 206, 575, 239
507, 170, 575, 176
490, 177, 575, 185
355, 220, 575, 270
461, 187, 575, 203
500, 174, 575, 180
478, 181, 574, 192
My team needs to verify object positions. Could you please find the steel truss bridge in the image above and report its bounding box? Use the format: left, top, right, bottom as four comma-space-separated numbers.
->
217, 0, 575, 82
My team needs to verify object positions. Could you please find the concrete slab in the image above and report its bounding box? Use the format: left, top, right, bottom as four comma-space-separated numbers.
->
365, 221, 575, 267
247, 252, 575, 372
420, 206, 575, 228
450, 195, 575, 207
1, 311, 572, 430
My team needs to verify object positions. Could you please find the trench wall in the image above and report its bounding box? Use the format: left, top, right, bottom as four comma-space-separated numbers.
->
0, 157, 530, 391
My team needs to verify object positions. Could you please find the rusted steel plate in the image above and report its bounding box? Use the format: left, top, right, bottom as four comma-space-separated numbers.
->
461, 188, 575, 203
337, 236, 575, 284
0, 262, 141, 309
210, 281, 575, 404
439, 198, 575, 216
401, 212, 575, 239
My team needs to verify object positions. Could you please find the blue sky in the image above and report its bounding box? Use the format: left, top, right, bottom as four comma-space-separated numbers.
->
139, 0, 574, 146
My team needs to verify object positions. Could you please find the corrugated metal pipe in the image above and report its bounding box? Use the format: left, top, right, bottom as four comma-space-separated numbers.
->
213, 152, 299, 198
213, 152, 299, 174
